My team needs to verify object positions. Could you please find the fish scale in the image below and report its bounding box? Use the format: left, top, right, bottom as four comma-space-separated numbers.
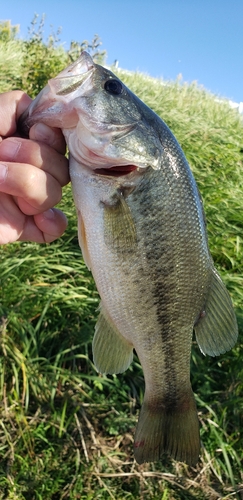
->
19, 51, 238, 465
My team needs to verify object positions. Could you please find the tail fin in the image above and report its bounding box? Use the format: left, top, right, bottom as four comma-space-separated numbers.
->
134, 391, 200, 466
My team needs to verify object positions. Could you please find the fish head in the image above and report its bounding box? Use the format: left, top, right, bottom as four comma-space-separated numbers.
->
19, 51, 163, 174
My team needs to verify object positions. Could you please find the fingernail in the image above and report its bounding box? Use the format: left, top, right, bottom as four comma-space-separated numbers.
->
0, 163, 7, 184
42, 208, 55, 220
0, 138, 21, 160
31, 123, 54, 145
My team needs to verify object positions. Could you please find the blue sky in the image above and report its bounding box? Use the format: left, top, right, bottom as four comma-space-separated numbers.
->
1, 0, 242, 103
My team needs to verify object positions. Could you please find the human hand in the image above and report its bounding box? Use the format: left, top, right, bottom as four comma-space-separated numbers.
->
0, 90, 70, 244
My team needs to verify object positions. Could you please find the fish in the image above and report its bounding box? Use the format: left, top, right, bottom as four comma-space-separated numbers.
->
18, 51, 238, 466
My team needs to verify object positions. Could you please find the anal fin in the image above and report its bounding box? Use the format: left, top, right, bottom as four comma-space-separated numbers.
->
92, 304, 134, 374
194, 268, 238, 356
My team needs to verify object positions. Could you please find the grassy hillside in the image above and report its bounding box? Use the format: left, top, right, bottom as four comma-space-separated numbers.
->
0, 19, 243, 500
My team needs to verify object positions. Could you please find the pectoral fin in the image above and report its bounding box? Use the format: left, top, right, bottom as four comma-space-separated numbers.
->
93, 304, 134, 374
194, 268, 238, 356
103, 194, 137, 254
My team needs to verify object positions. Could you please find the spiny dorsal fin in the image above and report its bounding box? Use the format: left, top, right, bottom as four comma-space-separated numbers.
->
93, 304, 134, 374
194, 268, 238, 356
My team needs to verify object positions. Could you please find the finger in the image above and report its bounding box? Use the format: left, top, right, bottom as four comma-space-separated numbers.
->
0, 91, 67, 156
0, 137, 69, 187
0, 161, 62, 214
0, 192, 25, 243
29, 122, 67, 155
34, 208, 68, 242
0, 91, 32, 137
18, 208, 68, 243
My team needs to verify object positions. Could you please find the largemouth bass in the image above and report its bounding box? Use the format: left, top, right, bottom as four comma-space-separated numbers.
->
19, 52, 238, 465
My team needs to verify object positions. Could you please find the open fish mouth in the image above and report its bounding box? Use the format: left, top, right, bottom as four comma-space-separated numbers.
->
94, 165, 138, 177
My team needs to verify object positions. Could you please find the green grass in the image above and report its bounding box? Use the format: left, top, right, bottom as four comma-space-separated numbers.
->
0, 20, 243, 499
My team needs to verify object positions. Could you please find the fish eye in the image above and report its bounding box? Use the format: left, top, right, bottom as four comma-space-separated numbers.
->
104, 79, 123, 95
